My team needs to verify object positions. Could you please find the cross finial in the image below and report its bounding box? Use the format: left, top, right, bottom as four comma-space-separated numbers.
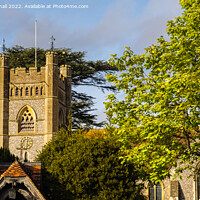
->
50, 35, 56, 51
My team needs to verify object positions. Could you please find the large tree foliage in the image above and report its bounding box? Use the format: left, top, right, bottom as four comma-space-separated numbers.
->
0, 147, 16, 162
37, 129, 144, 200
6, 46, 117, 129
105, 0, 200, 182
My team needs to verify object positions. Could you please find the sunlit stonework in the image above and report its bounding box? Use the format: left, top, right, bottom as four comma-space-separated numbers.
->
0, 52, 72, 161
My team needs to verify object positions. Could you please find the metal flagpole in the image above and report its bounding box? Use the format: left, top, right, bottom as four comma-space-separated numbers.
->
35, 20, 37, 68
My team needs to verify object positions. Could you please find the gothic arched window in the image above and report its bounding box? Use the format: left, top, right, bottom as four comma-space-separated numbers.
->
148, 182, 162, 200
18, 106, 35, 132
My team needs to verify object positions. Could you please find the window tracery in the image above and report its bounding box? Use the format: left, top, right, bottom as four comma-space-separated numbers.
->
19, 107, 35, 132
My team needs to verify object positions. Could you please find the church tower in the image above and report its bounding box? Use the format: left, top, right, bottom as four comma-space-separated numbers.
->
0, 54, 9, 148
44, 52, 59, 143
0, 51, 71, 161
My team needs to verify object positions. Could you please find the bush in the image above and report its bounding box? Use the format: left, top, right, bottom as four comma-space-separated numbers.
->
37, 129, 144, 200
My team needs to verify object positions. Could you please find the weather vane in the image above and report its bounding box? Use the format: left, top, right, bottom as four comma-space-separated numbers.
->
50, 35, 56, 51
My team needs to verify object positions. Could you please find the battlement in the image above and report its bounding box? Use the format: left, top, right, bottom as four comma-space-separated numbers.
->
9, 66, 70, 84
0, 51, 72, 104
0, 53, 70, 84
10, 67, 46, 84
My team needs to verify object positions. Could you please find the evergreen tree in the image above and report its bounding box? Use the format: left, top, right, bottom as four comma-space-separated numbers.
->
6, 46, 117, 129
0, 147, 16, 162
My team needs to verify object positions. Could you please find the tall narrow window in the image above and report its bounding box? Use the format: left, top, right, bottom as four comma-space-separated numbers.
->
35, 87, 39, 96
195, 163, 200, 199
25, 87, 29, 96
20, 88, 23, 96
149, 182, 154, 200
156, 183, 162, 200
24, 152, 28, 162
15, 88, 19, 96
10, 88, 13, 96
196, 165, 200, 200
30, 87, 33, 96
41, 87, 43, 95
148, 182, 162, 200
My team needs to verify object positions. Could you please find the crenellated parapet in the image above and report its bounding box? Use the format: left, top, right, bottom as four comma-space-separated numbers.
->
10, 67, 46, 83
9, 53, 71, 101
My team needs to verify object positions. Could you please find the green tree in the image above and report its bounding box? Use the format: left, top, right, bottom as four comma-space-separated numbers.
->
105, 0, 200, 182
0, 147, 16, 162
37, 129, 144, 200
6, 46, 117, 129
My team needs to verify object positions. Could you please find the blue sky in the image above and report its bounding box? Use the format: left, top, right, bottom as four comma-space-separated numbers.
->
0, 0, 182, 124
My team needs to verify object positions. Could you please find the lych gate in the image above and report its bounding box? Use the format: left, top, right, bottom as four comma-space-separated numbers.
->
0, 161, 46, 200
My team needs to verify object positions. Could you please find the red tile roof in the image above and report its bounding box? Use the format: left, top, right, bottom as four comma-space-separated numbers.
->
0, 161, 42, 189
1, 161, 27, 177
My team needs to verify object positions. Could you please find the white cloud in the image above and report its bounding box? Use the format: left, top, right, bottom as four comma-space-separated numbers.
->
64, 0, 182, 58
133, 0, 182, 53
0, 0, 182, 58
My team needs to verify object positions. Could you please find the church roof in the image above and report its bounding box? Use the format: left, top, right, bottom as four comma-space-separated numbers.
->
1, 161, 27, 178
0, 161, 42, 188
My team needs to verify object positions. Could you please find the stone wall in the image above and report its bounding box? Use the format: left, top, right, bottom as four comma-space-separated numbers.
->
10, 67, 46, 84
9, 135, 44, 162
143, 163, 198, 200
8, 99, 45, 161
9, 99, 45, 134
